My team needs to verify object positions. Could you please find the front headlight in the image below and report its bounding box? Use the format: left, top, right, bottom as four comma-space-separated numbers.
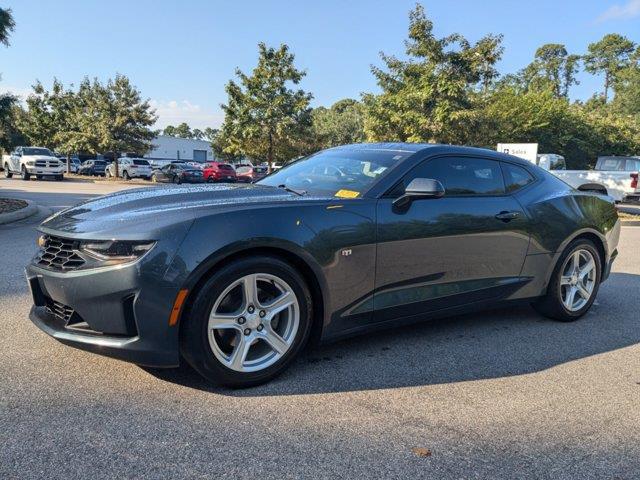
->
26, 160, 35, 166
80, 240, 156, 264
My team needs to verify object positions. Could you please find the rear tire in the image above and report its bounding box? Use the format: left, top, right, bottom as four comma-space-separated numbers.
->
123, 170, 130, 180
533, 239, 601, 322
180, 256, 313, 388
4, 164, 12, 178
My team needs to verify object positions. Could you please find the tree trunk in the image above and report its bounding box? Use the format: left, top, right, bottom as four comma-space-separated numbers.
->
267, 131, 273, 174
604, 72, 609, 103
66, 153, 71, 174
114, 152, 119, 178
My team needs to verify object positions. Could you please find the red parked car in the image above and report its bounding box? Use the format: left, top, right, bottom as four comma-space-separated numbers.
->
235, 164, 269, 183
202, 162, 237, 183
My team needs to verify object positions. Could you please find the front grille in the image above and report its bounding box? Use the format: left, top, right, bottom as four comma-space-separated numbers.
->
45, 298, 74, 323
35, 160, 47, 167
36, 234, 86, 271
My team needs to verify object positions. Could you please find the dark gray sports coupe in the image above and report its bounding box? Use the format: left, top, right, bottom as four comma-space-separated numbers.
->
26, 143, 620, 387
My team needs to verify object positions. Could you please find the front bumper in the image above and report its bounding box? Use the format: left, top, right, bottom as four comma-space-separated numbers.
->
27, 167, 64, 175
26, 261, 181, 368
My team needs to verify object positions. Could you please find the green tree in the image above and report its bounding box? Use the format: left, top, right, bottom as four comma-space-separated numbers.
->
0, 7, 17, 153
610, 47, 640, 116
219, 42, 313, 169
202, 127, 218, 142
363, 4, 503, 144
19, 81, 58, 149
0, 96, 26, 152
163, 122, 193, 138
311, 98, 365, 149
0, 7, 15, 47
521, 44, 580, 98
97, 75, 157, 175
611, 65, 640, 116
18, 75, 156, 176
584, 34, 636, 102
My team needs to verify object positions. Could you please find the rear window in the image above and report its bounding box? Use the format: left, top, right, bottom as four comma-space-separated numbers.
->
94, 161, 106, 166
596, 157, 626, 171
219, 164, 234, 170
133, 160, 149, 166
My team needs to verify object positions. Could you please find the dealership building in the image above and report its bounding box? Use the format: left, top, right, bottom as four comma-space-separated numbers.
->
144, 135, 214, 164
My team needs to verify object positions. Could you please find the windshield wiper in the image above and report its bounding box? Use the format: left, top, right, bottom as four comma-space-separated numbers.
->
277, 184, 306, 196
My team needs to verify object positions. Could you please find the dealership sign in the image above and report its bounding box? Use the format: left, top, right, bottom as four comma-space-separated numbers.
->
496, 143, 538, 163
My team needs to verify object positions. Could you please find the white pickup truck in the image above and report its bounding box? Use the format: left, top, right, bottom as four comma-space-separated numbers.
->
3, 146, 65, 181
538, 155, 639, 203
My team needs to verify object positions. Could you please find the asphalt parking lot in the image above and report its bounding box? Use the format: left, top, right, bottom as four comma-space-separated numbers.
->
1, 177, 640, 479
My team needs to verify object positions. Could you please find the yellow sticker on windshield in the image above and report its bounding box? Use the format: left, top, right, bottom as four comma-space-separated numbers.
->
334, 189, 360, 199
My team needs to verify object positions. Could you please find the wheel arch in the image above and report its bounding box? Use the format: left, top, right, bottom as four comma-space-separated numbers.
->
178, 244, 327, 347
544, 229, 608, 287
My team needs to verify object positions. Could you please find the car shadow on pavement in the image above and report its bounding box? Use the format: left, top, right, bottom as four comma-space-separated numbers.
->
144, 271, 640, 396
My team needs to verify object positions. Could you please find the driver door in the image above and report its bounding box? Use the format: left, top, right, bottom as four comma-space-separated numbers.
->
374, 155, 530, 322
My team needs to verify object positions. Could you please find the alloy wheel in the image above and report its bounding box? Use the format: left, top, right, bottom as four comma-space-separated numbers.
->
560, 249, 596, 312
207, 273, 299, 372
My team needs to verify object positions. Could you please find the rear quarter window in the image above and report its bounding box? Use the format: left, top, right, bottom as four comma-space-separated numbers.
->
502, 163, 535, 193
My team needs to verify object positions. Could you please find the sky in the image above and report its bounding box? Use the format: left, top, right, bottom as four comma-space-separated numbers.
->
1, 0, 639, 130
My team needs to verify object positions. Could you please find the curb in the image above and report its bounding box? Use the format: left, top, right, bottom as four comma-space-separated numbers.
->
0, 199, 38, 225
621, 220, 640, 227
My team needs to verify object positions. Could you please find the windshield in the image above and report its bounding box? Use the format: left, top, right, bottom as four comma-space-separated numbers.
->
23, 147, 53, 156
258, 149, 411, 197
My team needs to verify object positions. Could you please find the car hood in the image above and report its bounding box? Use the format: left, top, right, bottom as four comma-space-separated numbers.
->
39, 183, 326, 239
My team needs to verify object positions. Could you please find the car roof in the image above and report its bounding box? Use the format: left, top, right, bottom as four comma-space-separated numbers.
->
329, 142, 534, 167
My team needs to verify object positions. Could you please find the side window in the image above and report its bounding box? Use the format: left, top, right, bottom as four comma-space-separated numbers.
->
502, 163, 535, 193
625, 159, 640, 172
389, 157, 505, 197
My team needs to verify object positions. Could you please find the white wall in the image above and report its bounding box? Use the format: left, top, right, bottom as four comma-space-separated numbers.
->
145, 135, 213, 162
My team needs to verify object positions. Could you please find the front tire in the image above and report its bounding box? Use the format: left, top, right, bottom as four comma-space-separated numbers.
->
533, 239, 601, 322
21, 166, 30, 181
180, 256, 313, 388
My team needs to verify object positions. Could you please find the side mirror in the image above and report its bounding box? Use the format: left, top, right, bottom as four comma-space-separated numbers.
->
392, 178, 445, 210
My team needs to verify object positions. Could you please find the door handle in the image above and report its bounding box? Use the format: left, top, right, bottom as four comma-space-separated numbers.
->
495, 211, 520, 222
